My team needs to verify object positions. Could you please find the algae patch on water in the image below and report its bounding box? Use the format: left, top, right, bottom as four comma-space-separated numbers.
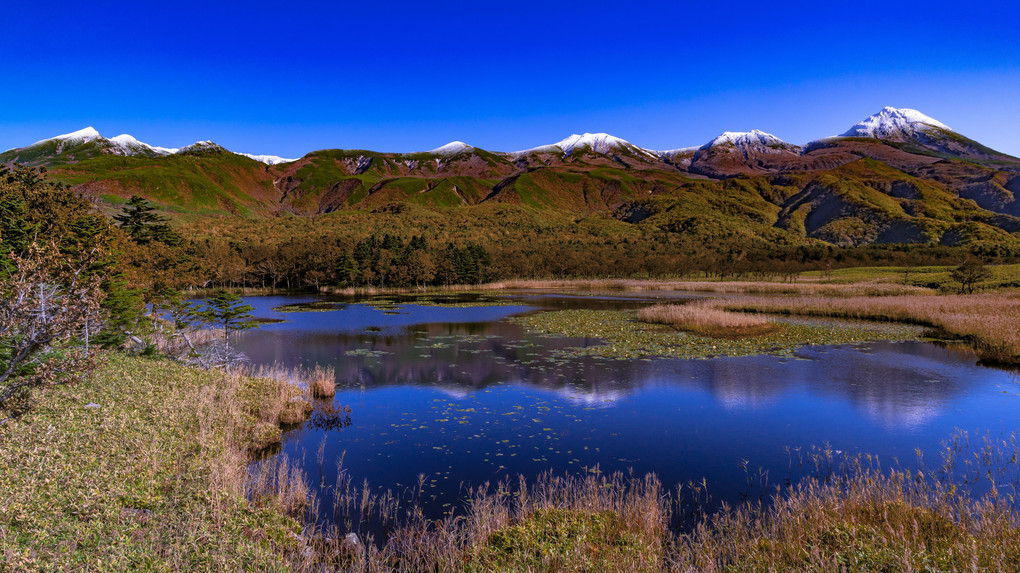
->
510, 309, 929, 360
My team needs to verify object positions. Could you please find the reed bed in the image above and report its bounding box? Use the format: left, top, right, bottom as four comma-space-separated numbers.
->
309, 469, 668, 572
320, 278, 931, 297
295, 435, 1020, 572
638, 302, 779, 338
489, 278, 931, 297
719, 292, 1020, 364
670, 441, 1020, 572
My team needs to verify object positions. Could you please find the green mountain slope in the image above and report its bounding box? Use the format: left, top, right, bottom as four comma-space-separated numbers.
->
2, 127, 1017, 250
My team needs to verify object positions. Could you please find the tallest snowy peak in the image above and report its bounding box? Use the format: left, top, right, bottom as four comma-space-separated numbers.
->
841, 107, 952, 139
31, 126, 102, 146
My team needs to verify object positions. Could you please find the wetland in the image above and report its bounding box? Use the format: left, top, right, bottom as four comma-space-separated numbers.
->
233, 291, 1020, 528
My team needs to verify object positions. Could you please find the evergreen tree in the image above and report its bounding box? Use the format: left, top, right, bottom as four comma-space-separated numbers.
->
113, 195, 181, 246
198, 290, 258, 343
0, 187, 35, 275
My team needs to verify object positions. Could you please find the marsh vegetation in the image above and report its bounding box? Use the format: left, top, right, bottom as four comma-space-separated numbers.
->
4, 281, 1020, 571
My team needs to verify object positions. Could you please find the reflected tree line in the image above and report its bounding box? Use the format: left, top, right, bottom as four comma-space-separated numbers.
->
236, 319, 970, 429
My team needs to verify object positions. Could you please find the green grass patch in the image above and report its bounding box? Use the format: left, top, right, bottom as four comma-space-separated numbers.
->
0, 354, 303, 571
802, 263, 1020, 290
511, 309, 928, 359
467, 509, 661, 572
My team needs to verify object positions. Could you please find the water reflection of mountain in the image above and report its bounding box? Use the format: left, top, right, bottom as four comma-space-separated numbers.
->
238, 316, 980, 430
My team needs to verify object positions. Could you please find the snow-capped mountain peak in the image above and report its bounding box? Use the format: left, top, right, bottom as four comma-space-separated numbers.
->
12, 128, 294, 165
703, 129, 792, 149
109, 133, 143, 147
238, 153, 297, 165
179, 141, 225, 153
32, 126, 102, 146
558, 131, 628, 153
554, 133, 628, 155
110, 134, 180, 155
840, 107, 952, 139
430, 141, 474, 156
57, 126, 101, 141
517, 132, 655, 157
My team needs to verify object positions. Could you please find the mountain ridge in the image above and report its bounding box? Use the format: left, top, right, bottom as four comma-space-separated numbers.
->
6, 108, 1017, 166
4, 108, 1020, 251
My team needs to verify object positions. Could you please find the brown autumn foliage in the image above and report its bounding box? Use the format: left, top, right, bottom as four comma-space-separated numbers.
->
0, 243, 107, 413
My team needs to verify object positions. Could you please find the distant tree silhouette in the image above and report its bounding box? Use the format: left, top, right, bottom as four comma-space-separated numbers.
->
951, 260, 992, 294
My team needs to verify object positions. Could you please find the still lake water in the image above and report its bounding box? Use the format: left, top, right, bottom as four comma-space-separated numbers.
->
233, 292, 1019, 524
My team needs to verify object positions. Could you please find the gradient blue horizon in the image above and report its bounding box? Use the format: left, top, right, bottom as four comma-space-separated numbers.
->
2, 0, 1018, 157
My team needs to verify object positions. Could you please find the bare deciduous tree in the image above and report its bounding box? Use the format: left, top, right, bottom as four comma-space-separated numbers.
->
0, 244, 107, 414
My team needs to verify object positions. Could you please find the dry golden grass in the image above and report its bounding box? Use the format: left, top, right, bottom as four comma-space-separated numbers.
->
310, 364, 336, 398
241, 363, 320, 429
320, 278, 931, 297
718, 292, 1020, 364
302, 446, 1020, 572
488, 279, 931, 297
638, 302, 780, 338
669, 451, 1020, 572
310, 470, 668, 572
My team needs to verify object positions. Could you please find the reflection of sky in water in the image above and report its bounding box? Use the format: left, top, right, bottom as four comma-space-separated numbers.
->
234, 294, 1020, 524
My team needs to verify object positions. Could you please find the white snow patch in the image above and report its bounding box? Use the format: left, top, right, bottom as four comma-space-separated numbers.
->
430, 141, 474, 156
110, 134, 179, 155
239, 153, 297, 165
656, 146, 699, 156
841, 107, 952, 139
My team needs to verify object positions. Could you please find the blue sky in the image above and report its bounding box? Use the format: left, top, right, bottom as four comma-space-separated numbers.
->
2, 0, 1018, 157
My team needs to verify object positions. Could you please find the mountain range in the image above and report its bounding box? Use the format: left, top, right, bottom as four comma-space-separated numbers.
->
3, 107, 1020, 248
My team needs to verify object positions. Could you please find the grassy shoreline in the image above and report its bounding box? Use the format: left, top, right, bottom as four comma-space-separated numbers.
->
0, 354, 313, 571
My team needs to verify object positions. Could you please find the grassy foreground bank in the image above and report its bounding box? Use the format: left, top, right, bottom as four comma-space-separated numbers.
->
0, 354, 310, 571
4, 278, 1020, 571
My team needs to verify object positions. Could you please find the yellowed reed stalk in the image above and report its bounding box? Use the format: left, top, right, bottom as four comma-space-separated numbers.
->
637, 302, 778, 338
241, 363, 315, 426
483, 279, 930, 297
151, 326, 220, 356
719, 292, 1020, 362
668, 463, 1020, 571
310, 365, 336, 398
247, 455, 312, 519
320, 278, 929, 297
639, 303, 771, 329
311, 469, 669, 572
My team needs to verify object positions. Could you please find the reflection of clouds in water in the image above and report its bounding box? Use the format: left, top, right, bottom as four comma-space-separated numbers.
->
432, 385, 473, 400
859, 396, 942, 430
795, 344, 964, 429
551, 385, 628, 408
238, 307, 1001, 432
706, 359, 784, 411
